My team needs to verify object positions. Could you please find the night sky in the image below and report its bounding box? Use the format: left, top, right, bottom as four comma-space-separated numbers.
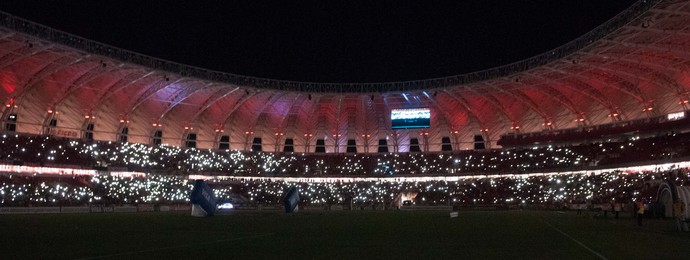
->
0, 0, 637, 83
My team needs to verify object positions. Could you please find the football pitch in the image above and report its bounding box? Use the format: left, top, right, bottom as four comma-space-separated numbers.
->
1, 210, 689, 259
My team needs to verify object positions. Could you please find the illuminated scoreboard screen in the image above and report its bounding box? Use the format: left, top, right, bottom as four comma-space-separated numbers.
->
391, 108, 431, 129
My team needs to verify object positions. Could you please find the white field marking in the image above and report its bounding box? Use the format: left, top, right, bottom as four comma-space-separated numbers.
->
541, 219, 608, 260
73, 233, 274, 260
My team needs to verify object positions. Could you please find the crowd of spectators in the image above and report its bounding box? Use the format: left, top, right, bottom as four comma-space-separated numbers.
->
0, 133, 590, 175
1, 131, 689, 177
1, 131, 690, 209
498, 111, 690, 147
2, 168, 688, 210
227, 169, 685, 209
0, 174, 191, 206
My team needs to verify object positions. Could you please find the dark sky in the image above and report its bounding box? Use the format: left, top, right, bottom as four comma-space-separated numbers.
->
0, 0, 637, 83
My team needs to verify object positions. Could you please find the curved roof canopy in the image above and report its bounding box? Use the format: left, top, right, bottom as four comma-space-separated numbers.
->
1, 0, 690, 152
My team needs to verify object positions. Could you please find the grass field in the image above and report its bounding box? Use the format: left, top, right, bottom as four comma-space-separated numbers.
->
1, 210, 689, 259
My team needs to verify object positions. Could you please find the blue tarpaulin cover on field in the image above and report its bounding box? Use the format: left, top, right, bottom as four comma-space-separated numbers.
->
190, 180, 217, 216
284, 187, 300, 213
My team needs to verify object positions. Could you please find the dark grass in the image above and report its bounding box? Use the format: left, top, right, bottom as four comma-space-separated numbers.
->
1, 210, 689, 259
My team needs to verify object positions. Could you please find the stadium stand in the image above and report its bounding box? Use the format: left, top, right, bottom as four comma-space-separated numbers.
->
3, 0, 690, 215
0, 131, 689, 212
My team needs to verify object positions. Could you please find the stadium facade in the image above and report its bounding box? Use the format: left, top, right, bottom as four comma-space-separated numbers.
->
1, 0, 690, 152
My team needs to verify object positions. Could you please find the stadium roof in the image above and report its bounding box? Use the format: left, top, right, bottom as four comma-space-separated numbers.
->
1, 0, 690, 152
0, 1, 637, 83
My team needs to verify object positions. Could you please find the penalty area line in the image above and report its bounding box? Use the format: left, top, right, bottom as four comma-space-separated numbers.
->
541, 219, 608, 260
73, 233, 274, 260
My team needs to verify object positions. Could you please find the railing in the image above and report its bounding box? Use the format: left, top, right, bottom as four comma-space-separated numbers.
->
0, 0, 660, 93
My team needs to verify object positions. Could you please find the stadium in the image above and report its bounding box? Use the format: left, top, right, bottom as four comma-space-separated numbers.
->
2, 0, 690, 258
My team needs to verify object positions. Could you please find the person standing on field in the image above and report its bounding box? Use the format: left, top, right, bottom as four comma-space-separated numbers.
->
637, 200, 645, 226
614, 201, 621, 219
673, 199, 688, 232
